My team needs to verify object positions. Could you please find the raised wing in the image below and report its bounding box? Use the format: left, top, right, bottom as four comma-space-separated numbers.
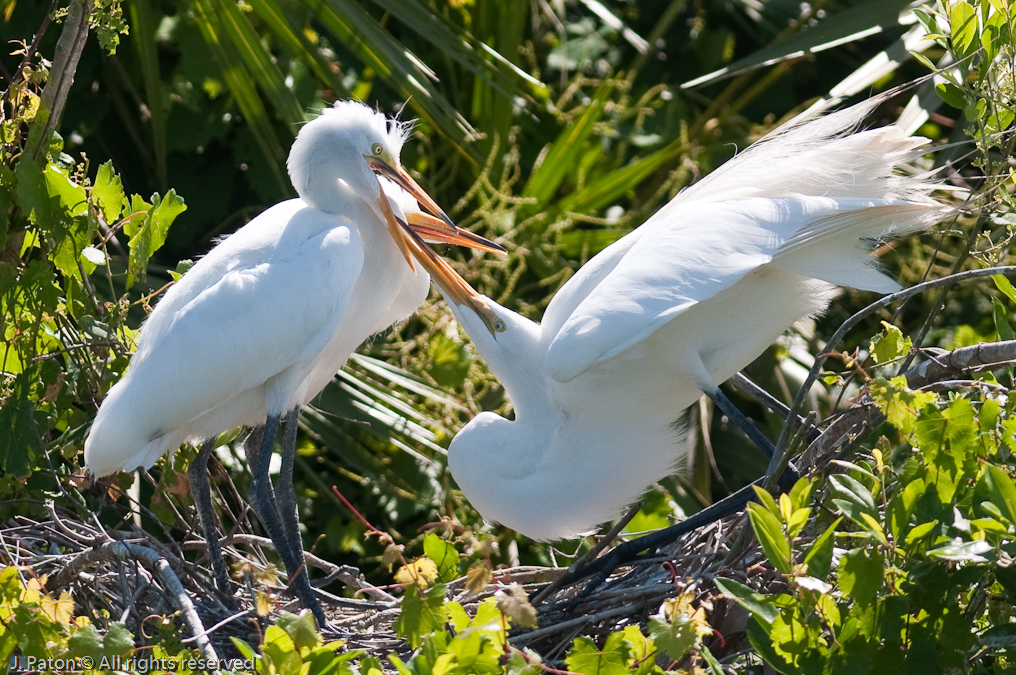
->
543, 195, 896, 383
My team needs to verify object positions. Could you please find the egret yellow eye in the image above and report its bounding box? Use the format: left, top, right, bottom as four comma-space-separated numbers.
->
372, 143, 384, 157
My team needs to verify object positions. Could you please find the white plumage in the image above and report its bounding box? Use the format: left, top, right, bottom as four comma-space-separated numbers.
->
84, 102, 429, 477
442, 100, 951, 540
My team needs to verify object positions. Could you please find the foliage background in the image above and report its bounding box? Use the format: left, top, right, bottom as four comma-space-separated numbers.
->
2, 0, 1015, 671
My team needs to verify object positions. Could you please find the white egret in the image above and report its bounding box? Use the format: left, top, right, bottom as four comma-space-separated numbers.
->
438, 99, 951, 542
83, 101, 504, 625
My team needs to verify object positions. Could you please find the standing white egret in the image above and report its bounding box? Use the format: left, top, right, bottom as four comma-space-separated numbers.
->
436, 99, 951, 542
83, 101, 504, 625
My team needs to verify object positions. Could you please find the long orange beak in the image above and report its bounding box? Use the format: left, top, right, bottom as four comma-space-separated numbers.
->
402, 213, 506, 336
403, 211, 506, 256
365, 155, 506, 335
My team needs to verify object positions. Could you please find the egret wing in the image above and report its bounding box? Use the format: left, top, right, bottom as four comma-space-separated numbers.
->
126, 206, 364, 435
544, 196, 860, 383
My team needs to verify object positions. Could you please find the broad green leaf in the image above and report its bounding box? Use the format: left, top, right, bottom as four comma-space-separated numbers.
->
984, 464, 1016, 526
564, 634, 630, 675
927, 537, 991, 562
423, 533, 460, 583
648, 613, 698, 662
980, 624, 1016, 648
828, 474, 877, 517
995, 275, 1016, 305
904, 519, 939, 546
869, 321, 913, 363
123, 190, 186, 286
994, 297, 1015, 342
802, 517, 842, 580
747, 502, 792, 574
869, 376, 937, 435
950, 2, 978, 58
0, 371, 42, 475
393, 582, 447, 649
788, 477, 816, 512
714, 577, 778, 627
837, 548, 884, 606
936, 82, 967, 109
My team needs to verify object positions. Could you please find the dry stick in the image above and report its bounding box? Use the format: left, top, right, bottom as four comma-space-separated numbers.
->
180, 533, 397, 604
26, 0, 93, 161
52, 541, 220, 668
531, 506, 641, 606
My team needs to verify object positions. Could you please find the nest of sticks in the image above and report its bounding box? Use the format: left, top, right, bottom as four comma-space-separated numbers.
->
7, 334, 1015, 669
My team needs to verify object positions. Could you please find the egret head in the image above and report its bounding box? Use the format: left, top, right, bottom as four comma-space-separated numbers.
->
289, 101, 504, 276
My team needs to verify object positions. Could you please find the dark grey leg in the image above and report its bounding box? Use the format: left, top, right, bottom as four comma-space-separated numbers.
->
188, 439, 232, 596
276, 409, 303, 558
247, 413, 326, 627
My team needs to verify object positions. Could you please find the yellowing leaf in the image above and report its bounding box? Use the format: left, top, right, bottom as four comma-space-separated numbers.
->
395, 557, 439, 589
41, 591, 74, 623
255, 590, 273, 617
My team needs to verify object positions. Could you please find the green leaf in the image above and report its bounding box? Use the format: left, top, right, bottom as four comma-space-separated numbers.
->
0, 371, 42, 475
980, 623, 1016, 648
101, 623, 135, 657
936, 82, 967, 110
802, 517, 841, 579
682, 0, 914, 87
714, 577, 778, 627
521, 82, 613, 211
837, 548, 884, 606
994, 297, 1015, 342
278, 611, 321, 653
984, 464, 1016, 526
67, 625, 104, 661
950, 2, 978, 58
92, 161, 126, 224
123, 190, 186, 286
393, 582, 448, 649
926, 537, 991, 562
564, 634, 630, 675
423, 533, 460, 583
904, 519, 939, 546
870, 321, 913, 363
828, 474, 877, 517
869, 376, 937, 435
788, 477, 816, 512
991, 274, 1016, 304
648, 613, 698, 662
746, 501, 792, 574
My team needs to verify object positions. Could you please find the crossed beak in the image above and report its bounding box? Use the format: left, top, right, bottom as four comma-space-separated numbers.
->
365, 155, 507, 336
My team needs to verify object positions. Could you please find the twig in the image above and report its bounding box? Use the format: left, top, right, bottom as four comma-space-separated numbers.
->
52, 541, 220, 667
531, 506, 640, 606
26, 0, 93, 161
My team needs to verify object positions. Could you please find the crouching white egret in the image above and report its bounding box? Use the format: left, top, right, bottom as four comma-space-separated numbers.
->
83, 101, 505, 625
438, 98, 951, 543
